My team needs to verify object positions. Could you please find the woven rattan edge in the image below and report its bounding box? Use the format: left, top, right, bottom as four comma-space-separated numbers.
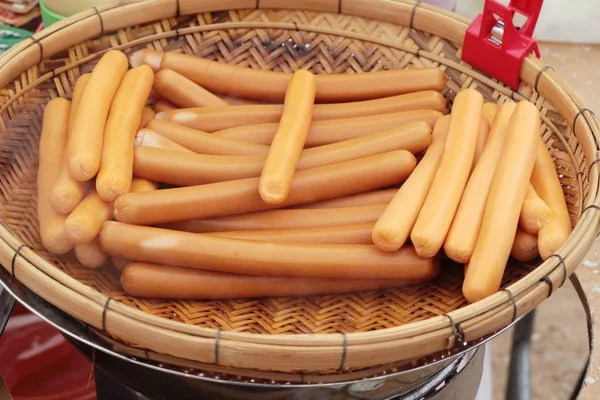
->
0, 0, 597, 340
92, 329, 431, 383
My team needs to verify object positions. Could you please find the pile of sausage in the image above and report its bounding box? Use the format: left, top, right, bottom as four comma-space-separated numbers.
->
36, 49, 570, 303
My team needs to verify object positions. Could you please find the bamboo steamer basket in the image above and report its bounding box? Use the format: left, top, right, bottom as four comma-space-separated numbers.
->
0, 0, 599, 379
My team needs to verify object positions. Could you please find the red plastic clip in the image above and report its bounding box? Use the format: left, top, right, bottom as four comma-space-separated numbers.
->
462, 0, 543, 90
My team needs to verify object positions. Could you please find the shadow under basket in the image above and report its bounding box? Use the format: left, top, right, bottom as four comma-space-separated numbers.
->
0, 0, 599, 380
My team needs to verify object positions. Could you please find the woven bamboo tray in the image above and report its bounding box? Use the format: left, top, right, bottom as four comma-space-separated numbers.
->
0, 0, 599, 378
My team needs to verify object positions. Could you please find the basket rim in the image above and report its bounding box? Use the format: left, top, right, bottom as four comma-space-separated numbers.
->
0, 0, 599, 373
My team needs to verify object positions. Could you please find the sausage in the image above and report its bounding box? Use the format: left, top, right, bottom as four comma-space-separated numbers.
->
214, 110, 441, 148
473, 117, 490, 168
134, 129, 194, 153
162, 204, 386, 233
109, 177, 158, 271
130, 177, 158, 192
208, 223, 374, 244
152, 69, 229, 108
37, 98, 73, 255
120, 262, 430, 300
132, 122, 430, 186
112, 257, 130, 272
443, 102, 516, 263
301, 90, 446, 117
214, 110, 442, 147
68, 74, 92, 131
96, 65, 155, 202
156, 105, 282, 132
130, 49, 448, 103
463, 101, 541, 303
294, 121, 432, 164
532, 139, 572, 260
159, 91, 446, 131
302, 189, 398, 209
115, 150, 417, 225
146, 119, 270, 156
313, 71, 447, 103
148, 89, 161, 103
372, 115, 450, 252
64, 189, 113, 245
519, 184, 555, 234
411, 89, 484, 258
68, 50, 129, 182
50, 74, 92, 214
481, 103, 498, 126
153, 100, 176, 113
260, 70, 314, 204
216, 95, 272, 105
74, 238, 108, 269
100, 221, 439, 280
49, 167, 90, 215
132, 148, 263, 185
139, 107, 156, 128
511, 228, 539, 262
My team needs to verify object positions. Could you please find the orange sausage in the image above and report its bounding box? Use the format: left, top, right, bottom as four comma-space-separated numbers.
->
159, 91, 446, 131
481, 103, 498, 126
50, 74, 92, 214
64, 189, 113, 245
115, 150, 417, 225
519, 183, 555, 235
153, 100, 176, 113
139, 107, 156, 128
532, 139, 572, 260
112, 257, 130, 272
132, 148, 265, 185
294, 121, 431, 164
511, 228, 539, 262
130, 177, 158, 192
146, 119, 269, 156
37, 98, 73, 255
214, 110, 442, 147
68, 50, 129, 182
152, 69, 229, 108
74, 238, 108, 269
134, 129, 194, 153
100, 221, 438, 280
109, 177, 158, 271
411, 89, 484, 258
68, 74, 92, 131
263, 70, 322, 203
162, 205, 386, 233
208, 223, 374, 244
302, 189, 398, 209
96, 65, 154, 202
156, 105, 285, 132
216, 95, 272, 105
133, 123, 429, 186
48, 170, 90, 215
443, 102, 516, 263
463, 101, 541, 303
121, 262, 430, 300
130, 49, 448, 103
473, 117, 490, 168
372, 116, 450, 252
